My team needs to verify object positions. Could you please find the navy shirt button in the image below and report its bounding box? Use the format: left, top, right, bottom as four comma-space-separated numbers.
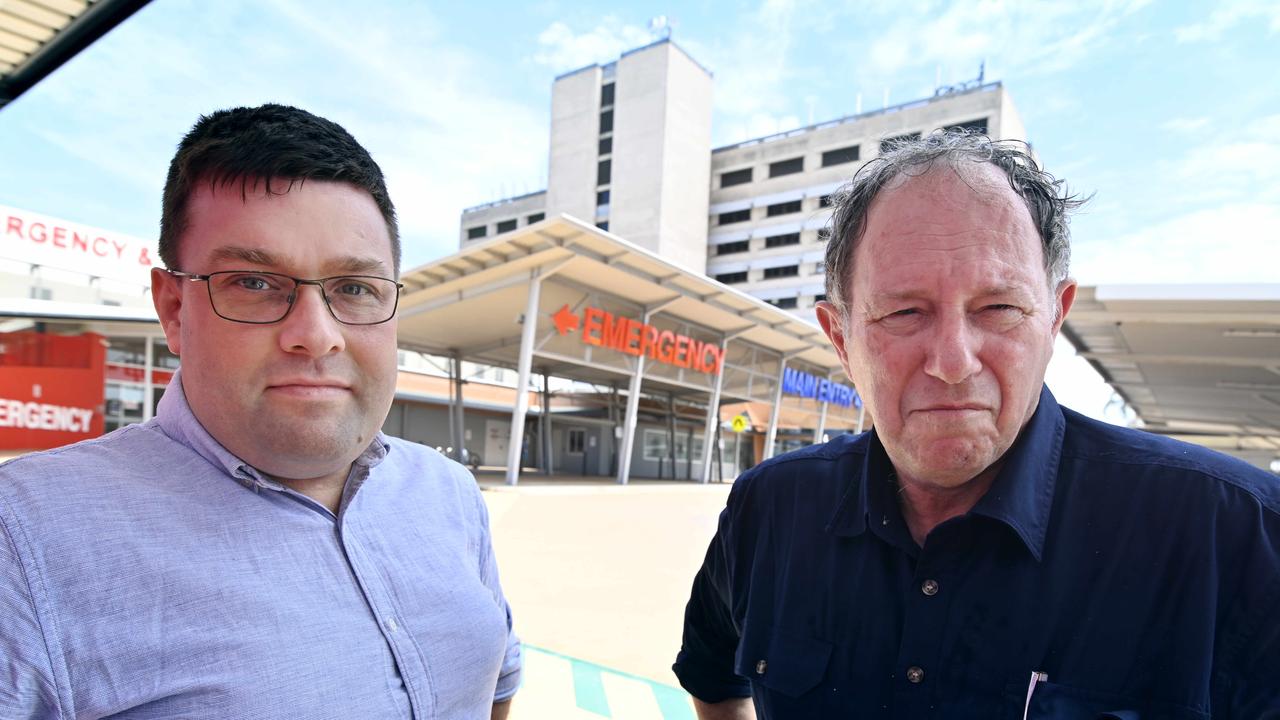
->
921, 579, 939, 596
907, 666, 925, 683
755, 659, 767, 675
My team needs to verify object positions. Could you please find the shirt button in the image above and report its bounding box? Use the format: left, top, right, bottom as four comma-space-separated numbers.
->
906, 666, 925, 684
385, 617, 399, 633
755, 660, 767, 675
921, 579, 939, 596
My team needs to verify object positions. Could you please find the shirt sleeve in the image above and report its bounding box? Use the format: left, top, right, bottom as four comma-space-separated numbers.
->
0, 503, 64, 718
472, 484, 522, 702
671, 483, 753, 703
1216, 500, 1280, 717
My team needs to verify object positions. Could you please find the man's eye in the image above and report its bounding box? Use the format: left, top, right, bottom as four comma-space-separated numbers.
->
232, 276, 273, 291
336, 281, 374, 297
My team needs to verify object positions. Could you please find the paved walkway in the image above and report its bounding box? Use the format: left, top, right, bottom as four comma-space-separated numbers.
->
479, 473, 732, 718
516, 645, 694, 720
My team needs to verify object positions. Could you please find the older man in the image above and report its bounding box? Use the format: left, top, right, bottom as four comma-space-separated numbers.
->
0, 105, 520, 719
673, 134, 1279, 718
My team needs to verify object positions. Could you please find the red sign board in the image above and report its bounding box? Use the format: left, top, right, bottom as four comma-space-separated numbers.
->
552, 304, 724, 375
0, 332, 106, 451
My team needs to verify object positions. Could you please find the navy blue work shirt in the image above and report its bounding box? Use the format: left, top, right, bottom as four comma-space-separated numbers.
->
673, 387, 1280, 719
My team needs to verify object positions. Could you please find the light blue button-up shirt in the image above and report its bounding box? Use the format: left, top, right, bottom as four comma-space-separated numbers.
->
0, 371, 521, 719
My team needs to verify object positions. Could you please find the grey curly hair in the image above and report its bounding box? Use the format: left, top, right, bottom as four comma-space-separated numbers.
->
822, 132, 1086, 317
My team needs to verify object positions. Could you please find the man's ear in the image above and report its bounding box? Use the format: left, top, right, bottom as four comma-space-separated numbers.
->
151, 268, 184, 356
1051, 279, 1078, 336
815, 300, 855, 378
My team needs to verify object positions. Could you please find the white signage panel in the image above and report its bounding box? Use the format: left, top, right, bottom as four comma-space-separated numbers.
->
1, 204, 158, 286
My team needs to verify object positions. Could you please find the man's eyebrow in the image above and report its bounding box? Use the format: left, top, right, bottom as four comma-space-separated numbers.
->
206, 247, 388, 276
209, 246, 278, 267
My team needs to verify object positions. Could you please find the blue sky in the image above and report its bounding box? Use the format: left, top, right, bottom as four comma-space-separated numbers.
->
1, 0, 1277, 415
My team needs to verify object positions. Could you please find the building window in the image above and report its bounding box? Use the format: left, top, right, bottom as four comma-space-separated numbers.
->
600, 110, 614, 134
599, 137, 612, 155
716, 240, 750, 255
768, 297, 798, 309
765, 200, 802, 217
764, 233, 800, 248
597, 189, 611, 206
527, 212, 545, 223
597, 159, 611, 185
495, 219, 517, 234
814, 262, 825, 274
567, 428, 586, 454
879, 132, 921, 153
769, 157, 804, 177
945, 118, 988, 135
718, 209, 751, 225
467, 225, 487, 239
763, 265, 799, 279
596, 221, 609, 231
821, 145, 860, 167
601, 82, 615, 107
819, 194, 834, 208
642, 429, 668, 461
817, 228, 832, 241
716, 271, 748, 284
814, 294, 827, 303
721, 167, 753, 187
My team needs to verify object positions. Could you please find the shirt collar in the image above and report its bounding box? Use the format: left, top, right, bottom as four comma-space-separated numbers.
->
154, 368, 391, 492
827, 384, 1066, 562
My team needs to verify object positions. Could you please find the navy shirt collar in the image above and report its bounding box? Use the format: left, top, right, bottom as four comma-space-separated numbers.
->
828, 385, 1065, 562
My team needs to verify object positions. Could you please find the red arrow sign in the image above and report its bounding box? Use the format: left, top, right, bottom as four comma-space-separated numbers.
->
552, 304, 580, 335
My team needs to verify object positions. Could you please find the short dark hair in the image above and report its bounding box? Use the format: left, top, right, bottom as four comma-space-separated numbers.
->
159, 104, 400, 274
823, 132, 1086, 315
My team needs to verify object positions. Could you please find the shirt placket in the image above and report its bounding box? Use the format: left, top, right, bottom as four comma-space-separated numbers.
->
338, 498, 436, 719
891, 539, 957, 718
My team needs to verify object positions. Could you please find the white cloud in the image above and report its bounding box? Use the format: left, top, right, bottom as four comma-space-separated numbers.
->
858, 0, 1153, 82
1174, 0, 1280, 42
531, 18, 657, 72
1072, 202, 1280, 285
1161, 116, 1210, 133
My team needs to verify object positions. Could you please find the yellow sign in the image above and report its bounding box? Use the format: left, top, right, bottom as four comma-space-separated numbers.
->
731, 415, 749, 433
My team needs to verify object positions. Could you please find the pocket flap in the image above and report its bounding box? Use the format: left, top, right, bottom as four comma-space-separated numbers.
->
734, 624, 833, 698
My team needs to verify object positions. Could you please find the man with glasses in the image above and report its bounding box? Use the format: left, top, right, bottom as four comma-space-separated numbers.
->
0, 105, 521, 719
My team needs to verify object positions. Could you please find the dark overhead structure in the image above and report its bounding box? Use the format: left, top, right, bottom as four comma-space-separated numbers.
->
1063, 284, 1280, 470
0, 0, 151, 110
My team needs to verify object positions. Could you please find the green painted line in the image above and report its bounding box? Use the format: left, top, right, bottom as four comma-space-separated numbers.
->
651, 683, 696, 720
525, 644, 695, 720
570, 658, 611, 717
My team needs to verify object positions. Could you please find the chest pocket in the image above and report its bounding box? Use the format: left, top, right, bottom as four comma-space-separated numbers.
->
1017, 679, 1210, 720
734, 624, 833, 701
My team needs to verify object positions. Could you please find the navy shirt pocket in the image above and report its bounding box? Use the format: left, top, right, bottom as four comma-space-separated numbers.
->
1012, 679, 1210, 720
734, 624, 834, 715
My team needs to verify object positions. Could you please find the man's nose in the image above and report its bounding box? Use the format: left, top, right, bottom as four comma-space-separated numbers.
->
277, 284, 345, 357
923, 312, 982, 384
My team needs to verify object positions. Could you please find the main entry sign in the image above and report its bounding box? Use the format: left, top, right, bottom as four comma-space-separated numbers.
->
552, 304, 724, 375
782, 367, 861, 408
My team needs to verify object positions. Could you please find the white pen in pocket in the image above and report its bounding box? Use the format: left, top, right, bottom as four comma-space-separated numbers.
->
1023, 671, 1049, 720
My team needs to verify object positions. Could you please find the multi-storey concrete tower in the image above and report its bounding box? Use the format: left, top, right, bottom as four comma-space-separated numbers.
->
548, 39, 714, 273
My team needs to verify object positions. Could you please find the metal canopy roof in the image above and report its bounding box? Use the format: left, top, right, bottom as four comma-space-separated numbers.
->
395, 215, 849, 400
0, 0, 150, 109
1063, 284, 1280, 455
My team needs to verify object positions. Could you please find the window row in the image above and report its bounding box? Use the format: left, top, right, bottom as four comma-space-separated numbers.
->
465, 212, 546, 239
717, 198, 828, 226
716, 117, 987, 188
714, 230, 828, 256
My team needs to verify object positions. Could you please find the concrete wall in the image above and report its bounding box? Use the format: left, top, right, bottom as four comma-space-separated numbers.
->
458, 191, 547, 247
546, 66, 603, 226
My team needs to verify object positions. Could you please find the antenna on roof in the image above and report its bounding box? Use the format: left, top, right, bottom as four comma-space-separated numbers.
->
934, 61, 988, 96
648, 16, 672, 40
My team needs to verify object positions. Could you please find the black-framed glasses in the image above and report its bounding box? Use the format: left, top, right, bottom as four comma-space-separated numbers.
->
167, 270, 404, 325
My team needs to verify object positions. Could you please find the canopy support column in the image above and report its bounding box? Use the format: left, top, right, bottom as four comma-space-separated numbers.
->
505, 270, 543, 485
698, 336, 729, 484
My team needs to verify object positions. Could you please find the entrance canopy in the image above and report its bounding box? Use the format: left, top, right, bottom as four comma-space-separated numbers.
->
395, 215, 858, 483
1063, 284, 1280, 462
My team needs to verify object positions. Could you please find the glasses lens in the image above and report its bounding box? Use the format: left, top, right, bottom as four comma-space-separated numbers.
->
207, 272, 294, 323
322, 276, 400, 324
